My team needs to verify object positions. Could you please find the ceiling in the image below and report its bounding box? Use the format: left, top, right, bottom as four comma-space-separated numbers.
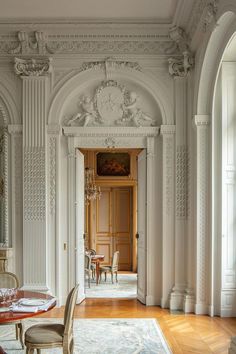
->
0, 0, 180, 23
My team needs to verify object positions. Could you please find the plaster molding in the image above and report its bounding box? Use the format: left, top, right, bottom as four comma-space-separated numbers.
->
65, 79, 157, 128
63, 126, 159, 138
176, 145, 188, 219
13, 135, 23, 215
202, 0, 219, 32
49, 136, 56, 215
168, 27, 194, 77
195, 114, 210, 126
80, 57, 142, 74
8, 124, 23, 135
24, 147, 45, 221
0, 30, 180, 56
160, 124, 176, 135
14, 57, 52, 77
47, 124, 61, 135
187, 0, 208, 39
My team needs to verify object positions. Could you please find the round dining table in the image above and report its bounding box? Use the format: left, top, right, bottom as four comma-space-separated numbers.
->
0, 290, 56, 323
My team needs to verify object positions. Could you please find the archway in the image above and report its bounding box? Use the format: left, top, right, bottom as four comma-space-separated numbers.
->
194, 6, 236, 316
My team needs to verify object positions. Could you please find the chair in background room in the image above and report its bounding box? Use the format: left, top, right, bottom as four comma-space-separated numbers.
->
84, 254, 92, 288
0, 272, 24, 348
24, 284, 79, 354
85, 249, 96, 279
99, 251, 120, 284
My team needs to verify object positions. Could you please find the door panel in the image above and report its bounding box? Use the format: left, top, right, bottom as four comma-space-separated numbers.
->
75, 149, 85, 302
94, 186, 132, 270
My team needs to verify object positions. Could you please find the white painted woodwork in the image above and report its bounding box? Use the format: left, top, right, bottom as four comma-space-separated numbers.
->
221, 63, 236, 316
75, 149, 85, 303
137, 149, 147, 304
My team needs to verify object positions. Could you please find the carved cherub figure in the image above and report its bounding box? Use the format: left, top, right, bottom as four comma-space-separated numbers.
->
68, 95, 102, 127
118, 91, 155, 127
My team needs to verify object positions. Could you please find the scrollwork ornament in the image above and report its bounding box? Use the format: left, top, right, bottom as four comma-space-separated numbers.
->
168, 51, 194, 77
14, 57, 52, 77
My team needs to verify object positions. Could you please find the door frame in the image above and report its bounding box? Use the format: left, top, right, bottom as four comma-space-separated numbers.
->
65, 126, 159, 305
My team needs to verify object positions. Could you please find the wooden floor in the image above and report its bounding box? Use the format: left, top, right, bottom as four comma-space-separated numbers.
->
40, 298, 236, 353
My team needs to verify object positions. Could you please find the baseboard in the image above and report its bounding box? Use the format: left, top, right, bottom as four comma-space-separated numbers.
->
170, 292, 184, 311
195, 303, 208, 314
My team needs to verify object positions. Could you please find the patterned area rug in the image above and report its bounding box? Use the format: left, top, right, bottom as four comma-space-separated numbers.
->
0, 318, 172, 353
85, 273, 137, 298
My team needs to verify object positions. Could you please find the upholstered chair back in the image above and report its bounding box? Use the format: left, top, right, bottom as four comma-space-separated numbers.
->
112, 251, 119, 271
0, 272, 19, 288
64, 284, 79, 339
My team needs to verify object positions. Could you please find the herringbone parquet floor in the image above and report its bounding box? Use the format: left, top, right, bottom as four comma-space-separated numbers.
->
40, 298, 236, 353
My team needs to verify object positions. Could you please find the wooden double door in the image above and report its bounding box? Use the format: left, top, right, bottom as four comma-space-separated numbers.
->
91, 186, 133, 271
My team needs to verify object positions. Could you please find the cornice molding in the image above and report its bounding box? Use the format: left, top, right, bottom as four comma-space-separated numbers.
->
160, 124, 176, 135
194, 114, 210, 126
14, 57, 52, 76
0, 29, 181, 56
62, 126, 160, 138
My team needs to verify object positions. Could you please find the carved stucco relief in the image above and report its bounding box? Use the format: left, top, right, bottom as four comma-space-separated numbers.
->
176, 145, 188, 219
49, 137, 56, 215
24, 147, 45, 221
65, 80, 157, 128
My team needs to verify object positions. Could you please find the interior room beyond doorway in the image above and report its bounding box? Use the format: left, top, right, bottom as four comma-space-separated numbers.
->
82, 148, 140, 298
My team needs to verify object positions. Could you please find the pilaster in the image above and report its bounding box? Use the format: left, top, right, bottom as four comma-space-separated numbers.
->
169, 75, 188, 311
8, 124, 23, 280
14, 57, 52, 292
146, 136, 156, 306
46, 124, 61, 297
194, 114, 210, 314
160, 125, 175, 308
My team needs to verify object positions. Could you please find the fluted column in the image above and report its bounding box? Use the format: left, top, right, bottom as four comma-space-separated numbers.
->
160, 125, 175, 308
169, 76, 188, 311
195, 114, 210, 314
14, 57, 52, 292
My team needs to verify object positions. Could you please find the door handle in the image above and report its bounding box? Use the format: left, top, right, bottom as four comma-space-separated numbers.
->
136, 233, 139, 239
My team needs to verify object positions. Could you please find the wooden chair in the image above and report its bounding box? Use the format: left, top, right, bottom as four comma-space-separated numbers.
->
25, 284, 79, 354
86, 249, 96, 279
85, 254, 92, 287
99, 251, 120, 284
0, 272, 24, 348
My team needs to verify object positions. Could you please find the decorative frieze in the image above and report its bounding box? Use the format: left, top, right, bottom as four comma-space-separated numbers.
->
0, 31, 180, 56
80, 57, 142, 73
14, 57, 52, 77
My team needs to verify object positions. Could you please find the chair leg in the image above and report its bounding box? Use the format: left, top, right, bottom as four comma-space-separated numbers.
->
26, 348, 34, 354
105, 272, 107, 282
37, 349, 41, 354
18, 322, 24, 348
15, 323, 18, 340
116, 271, 118, 283
111, 272, 113, 284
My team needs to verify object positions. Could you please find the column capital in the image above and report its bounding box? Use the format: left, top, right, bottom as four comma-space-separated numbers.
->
47, 124, 61, 135
194, 114, 210, 126
14, 57, 52, 77
8, 124, 23, 135
160, 125, 176, 135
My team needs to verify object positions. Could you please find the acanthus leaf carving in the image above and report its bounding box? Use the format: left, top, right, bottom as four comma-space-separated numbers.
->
14, 57, 52, 77
8, 31, 54, 55
168, 27, 194, 77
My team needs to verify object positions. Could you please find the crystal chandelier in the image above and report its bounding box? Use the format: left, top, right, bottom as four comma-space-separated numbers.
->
84, 167, 102, 203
